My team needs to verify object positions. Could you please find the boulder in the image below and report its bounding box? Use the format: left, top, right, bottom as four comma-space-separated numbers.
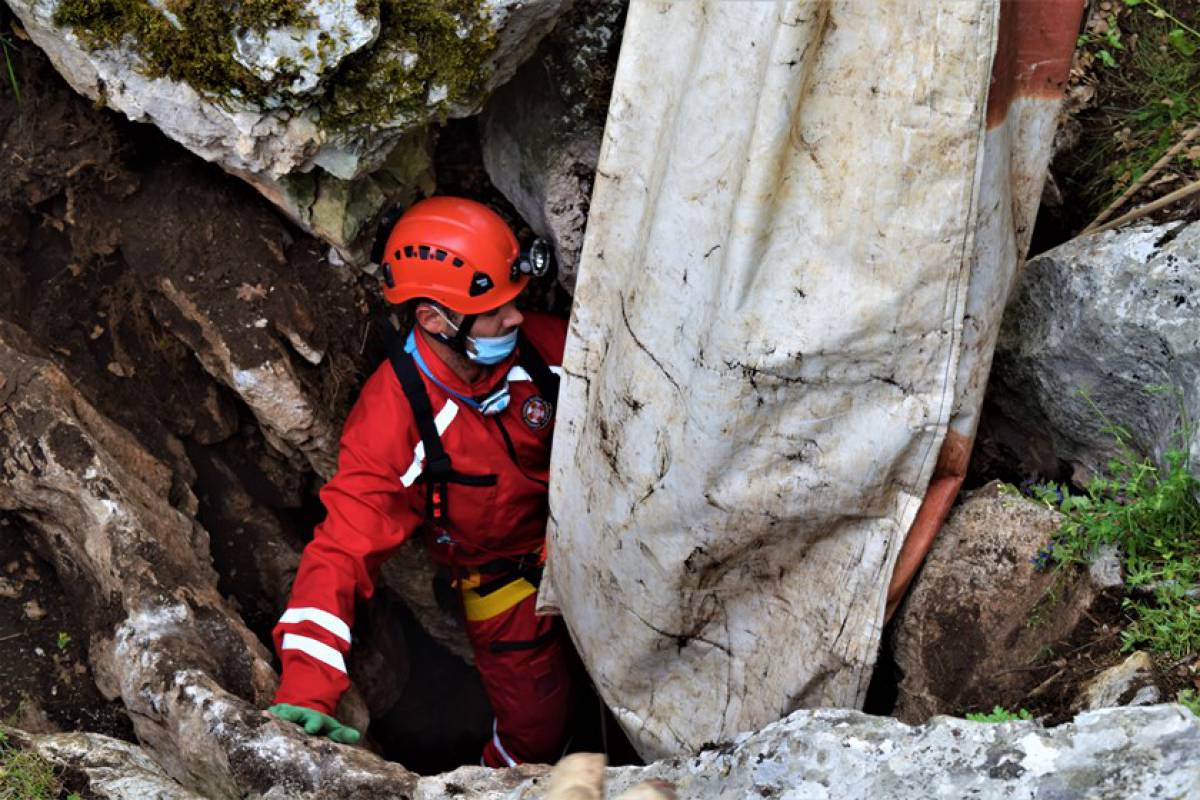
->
416, 706, 1200, 799
987, 221, 1200, 485
7, 704, 1200, 799
481, 0, 624, 293
115, 160, 350, 480
4, 725, 208, 800
892, 482, 1112, 722
0, 319, 418, 797
597, 706, 1200, 800
7, 0, 571, 249
1076, 651, 1161, 712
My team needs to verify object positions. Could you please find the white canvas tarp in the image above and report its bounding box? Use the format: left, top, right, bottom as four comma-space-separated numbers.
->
542, 0, 1082, 759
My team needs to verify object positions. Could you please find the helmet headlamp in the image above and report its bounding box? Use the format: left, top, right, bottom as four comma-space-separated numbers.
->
512, 238, 554, 280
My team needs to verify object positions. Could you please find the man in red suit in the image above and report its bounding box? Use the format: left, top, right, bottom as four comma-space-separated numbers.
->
268, 197, 571, 767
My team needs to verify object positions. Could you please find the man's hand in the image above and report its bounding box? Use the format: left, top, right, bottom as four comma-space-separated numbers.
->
267, 703, 361, 744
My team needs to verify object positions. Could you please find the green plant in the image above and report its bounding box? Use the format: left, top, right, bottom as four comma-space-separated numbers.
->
1125, 0, 1200, 55
1177, 689, 1200, 716
55, 632, 70, 652
0, 29, 19, 103
1065, 0, 1200, 217
0, 730, 64, 800
1034, 392, 1200, 658
966, 706, 1034, 723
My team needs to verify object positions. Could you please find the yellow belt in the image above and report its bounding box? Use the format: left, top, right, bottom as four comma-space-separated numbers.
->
461, 577, 538, 622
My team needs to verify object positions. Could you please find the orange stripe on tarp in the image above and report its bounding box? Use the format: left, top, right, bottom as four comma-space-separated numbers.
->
885, 429, 973, 621
985, 0, 1086, 129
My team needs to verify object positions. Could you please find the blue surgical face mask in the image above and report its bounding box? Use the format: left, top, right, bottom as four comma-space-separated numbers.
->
467, 329, 519, 365
435, 309, 519, 365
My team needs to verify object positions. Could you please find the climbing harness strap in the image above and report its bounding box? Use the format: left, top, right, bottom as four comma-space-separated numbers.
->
381, 317, 557, 618
381, 318, 496, 524
516, 331, 560, 405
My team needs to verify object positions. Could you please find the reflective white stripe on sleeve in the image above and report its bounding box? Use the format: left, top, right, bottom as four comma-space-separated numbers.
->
399, 400, 460, 487
507, 365, 563, 382
492, 718, 518, 767
278, 607, 351, 644
281, 633, 347, 674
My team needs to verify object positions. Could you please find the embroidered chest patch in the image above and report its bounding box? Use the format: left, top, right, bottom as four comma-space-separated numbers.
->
522, 396, 553, 430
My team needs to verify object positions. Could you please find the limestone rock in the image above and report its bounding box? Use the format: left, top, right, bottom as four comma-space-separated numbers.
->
379, 538, 474, 663
892, 481, 1111, 722
481, 0, 624, 293
7, 0, 570, 249
482, 59, 599, 294
231, 1, 379, 97
0, 320, 420, 797
155, 274, 340, 478
5, 726, 208, 800
114, 159, 346, 479
416, 706, 1200, 799
1076, 651, 1161, 712
988, 221, 1200, 484
599, 706, 1200, 800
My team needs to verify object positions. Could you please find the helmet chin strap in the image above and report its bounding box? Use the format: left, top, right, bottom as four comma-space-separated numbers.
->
428, 306, 478, 356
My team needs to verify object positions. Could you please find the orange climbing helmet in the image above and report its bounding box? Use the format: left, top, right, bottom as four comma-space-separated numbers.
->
376, 196, 525, 315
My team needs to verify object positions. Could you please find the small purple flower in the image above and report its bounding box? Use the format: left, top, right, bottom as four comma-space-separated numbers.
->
1030, 543, 1055, 572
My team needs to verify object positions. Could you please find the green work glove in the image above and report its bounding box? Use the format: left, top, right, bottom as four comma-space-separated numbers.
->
268, 703, 361, 744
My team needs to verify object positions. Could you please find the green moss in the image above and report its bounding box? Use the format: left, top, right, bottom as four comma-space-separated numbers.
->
54, 0, 309, 102
0, 730, 63, 800
54, 0, 498, 135
313, 0, 496, 131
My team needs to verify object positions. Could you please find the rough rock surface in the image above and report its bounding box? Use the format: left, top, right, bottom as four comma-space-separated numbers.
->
600, 706, 1200, 800
7, 0, 570, 249
4, 726, 208, 800
9, 705, 1200, 800
988, 221, 1200, 484
892, 482, 1111, 722
0, 320, 417, 797
11, 705, 1200, 799
1076, 651, 1161, 712
481, 0, 624, 292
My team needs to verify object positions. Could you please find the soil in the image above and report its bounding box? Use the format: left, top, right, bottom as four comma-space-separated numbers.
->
0, 514, 134, 740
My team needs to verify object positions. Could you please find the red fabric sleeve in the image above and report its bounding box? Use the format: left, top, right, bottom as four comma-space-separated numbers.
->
272, 365, 422, 714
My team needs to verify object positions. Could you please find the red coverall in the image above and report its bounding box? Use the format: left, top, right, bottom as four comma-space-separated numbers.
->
272, 312, 571, 767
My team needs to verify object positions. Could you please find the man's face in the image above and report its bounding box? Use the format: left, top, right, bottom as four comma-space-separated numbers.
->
470, 300, 524, 338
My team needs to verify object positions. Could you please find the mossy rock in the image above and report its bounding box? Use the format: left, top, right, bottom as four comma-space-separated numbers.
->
51, 0, 497, 134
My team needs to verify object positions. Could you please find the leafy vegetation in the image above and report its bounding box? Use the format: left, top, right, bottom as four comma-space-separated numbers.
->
1066, 0, 1200, 217
1176, 688, 1200, 717
965, 706, 1034, 723
0, 730, 67, 800
1031, 395, 1200, 659
0, 10, 19, 103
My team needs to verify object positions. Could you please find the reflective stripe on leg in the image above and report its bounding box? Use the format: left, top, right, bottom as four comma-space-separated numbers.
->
492, 718, 518, 767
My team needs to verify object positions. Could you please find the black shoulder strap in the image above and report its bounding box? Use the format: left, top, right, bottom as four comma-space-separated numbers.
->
517, 331, 560, 405
379, 318, 455, 522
